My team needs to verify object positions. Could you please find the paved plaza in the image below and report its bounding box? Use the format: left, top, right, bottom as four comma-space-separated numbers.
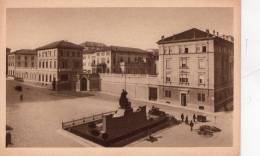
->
6, 80, 233, 147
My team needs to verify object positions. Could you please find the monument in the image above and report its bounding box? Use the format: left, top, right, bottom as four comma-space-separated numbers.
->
62, 90, 179, 147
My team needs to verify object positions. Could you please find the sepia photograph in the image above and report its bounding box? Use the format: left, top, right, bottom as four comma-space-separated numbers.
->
4, 7, 236, 148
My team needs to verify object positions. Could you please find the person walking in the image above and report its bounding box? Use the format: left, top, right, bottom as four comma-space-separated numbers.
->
20, 93, 23, 101
181, 113, 184, 122
185, 116, 189, 125
190, 120, 194, 131
193, 114, 196, 122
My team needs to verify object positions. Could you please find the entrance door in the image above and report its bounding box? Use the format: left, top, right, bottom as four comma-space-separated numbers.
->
149, 87, 158, 101
181, 93, 187, 106
80, 77, 87, 91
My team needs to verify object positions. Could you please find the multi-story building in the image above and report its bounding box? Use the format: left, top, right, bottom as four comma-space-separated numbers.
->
82, 45, 156, 75
7, 49, 38, 82
155, 28, 233, 112
6, 48, 11, 76
36, 40, 84, 90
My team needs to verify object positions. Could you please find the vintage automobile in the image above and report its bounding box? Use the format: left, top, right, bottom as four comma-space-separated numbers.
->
198, 125, 221, 137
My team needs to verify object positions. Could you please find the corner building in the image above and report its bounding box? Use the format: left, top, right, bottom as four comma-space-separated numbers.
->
36, 40, 83, 90
157, 28, 234, 112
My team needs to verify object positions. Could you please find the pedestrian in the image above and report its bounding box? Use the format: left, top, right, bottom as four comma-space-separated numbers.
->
185, 116, 189, 124
52, 79, 56, 91
181, 113, 184, 122
190, 120, 194, 131
20, 93, 23, 101
193, 114, 196, 122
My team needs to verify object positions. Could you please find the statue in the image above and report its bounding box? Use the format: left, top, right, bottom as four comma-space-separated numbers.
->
119, 89, 131, 109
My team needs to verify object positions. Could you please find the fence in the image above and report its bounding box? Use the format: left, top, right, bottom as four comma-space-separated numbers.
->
62, 111, 116, 129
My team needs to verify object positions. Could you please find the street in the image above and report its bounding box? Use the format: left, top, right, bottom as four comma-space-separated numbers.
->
6, 80, 233, 147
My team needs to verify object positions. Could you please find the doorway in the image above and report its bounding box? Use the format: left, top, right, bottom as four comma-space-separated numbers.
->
181, 93, 187, 106
149, 87, 158, 101
80, 77, 87, 91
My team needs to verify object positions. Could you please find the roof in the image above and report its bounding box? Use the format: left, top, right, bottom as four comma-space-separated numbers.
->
157, 28, 233, 44
83, 46, 110, 54
109, 45, 148, 54
80, 41, 107, 47
36, 40, 84, 50
11, 49, 36, 55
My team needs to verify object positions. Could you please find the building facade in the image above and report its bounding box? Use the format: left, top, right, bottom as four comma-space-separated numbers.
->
7, 49, 38, 82
36, 40, 84, 90
7, 41, 84, 91
82, 45, 157, 75
6, 48, 11, 76
155, 28, 234, 112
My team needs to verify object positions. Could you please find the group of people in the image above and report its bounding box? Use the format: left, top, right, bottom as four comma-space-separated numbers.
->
181, 113, 197, 131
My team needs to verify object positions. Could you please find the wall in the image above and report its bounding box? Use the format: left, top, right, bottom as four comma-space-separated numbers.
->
100, 74, 159, 100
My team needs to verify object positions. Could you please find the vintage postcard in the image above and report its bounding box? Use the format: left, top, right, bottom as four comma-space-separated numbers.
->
0, 0, 240, 156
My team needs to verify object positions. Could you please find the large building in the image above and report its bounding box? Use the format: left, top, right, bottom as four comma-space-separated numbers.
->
7, 40, 84, 91
7, 49, 37, 82
35, 40, 84, 90
6, 48, 11, 76
82, 44, 157, 75
155, 28, 234, 112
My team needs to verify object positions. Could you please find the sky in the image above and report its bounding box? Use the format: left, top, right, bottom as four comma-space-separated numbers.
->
6, 8, 233, 51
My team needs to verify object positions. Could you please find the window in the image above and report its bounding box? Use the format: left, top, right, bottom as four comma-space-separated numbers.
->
31, 56, 34, 60
184, 48, 189, 53
97, 52, 100, 56
198, 59, 205, 68
107, 58, 110, 64
43, 61, 45, 68
31, 62, 34, 67
74, 61, 80, 68
25, 56, 27, 60
106, 52, 110, 55
180, 73, 189, 84
38, 75, 41, 81
198, 93, 206, 102
42, 74, 44, 82
46, 61, 48, 68
178, 46, 182, 53
50, 61, 52, 68
17, 55, 21, 60
49, 75, 52, 82
166, 59, 171, 69
199, 74, 205, 84
180, 58, 188, 68
101, 58, 106, 63
166, 72, 171, 83
54, 60, 56, 68
101, 52, 105, 56
46, 75, 48, 82
196, 46, 200, 53
165, 90, 171, 98
25, 62, 27, 67
60, 50, 63, 57
72, 52, 75, 57
77, 52, 81, 57
60, 74, 68, 81
202, 46, 207, 52
39, 61, 41, 68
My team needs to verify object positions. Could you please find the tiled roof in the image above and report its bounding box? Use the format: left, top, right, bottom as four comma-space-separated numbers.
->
11, 49, 36, 55
109, 45, 148, 54
80, 41, 107, 47
36, 40, 84, 50
157, 28, 215, 44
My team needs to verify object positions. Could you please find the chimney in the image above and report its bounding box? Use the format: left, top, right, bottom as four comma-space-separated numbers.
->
213, 30, 215, 35
222, 35, 225, 39
161, 35, 165, 39
205, 29, 209, 33
216, 32, 219, 36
